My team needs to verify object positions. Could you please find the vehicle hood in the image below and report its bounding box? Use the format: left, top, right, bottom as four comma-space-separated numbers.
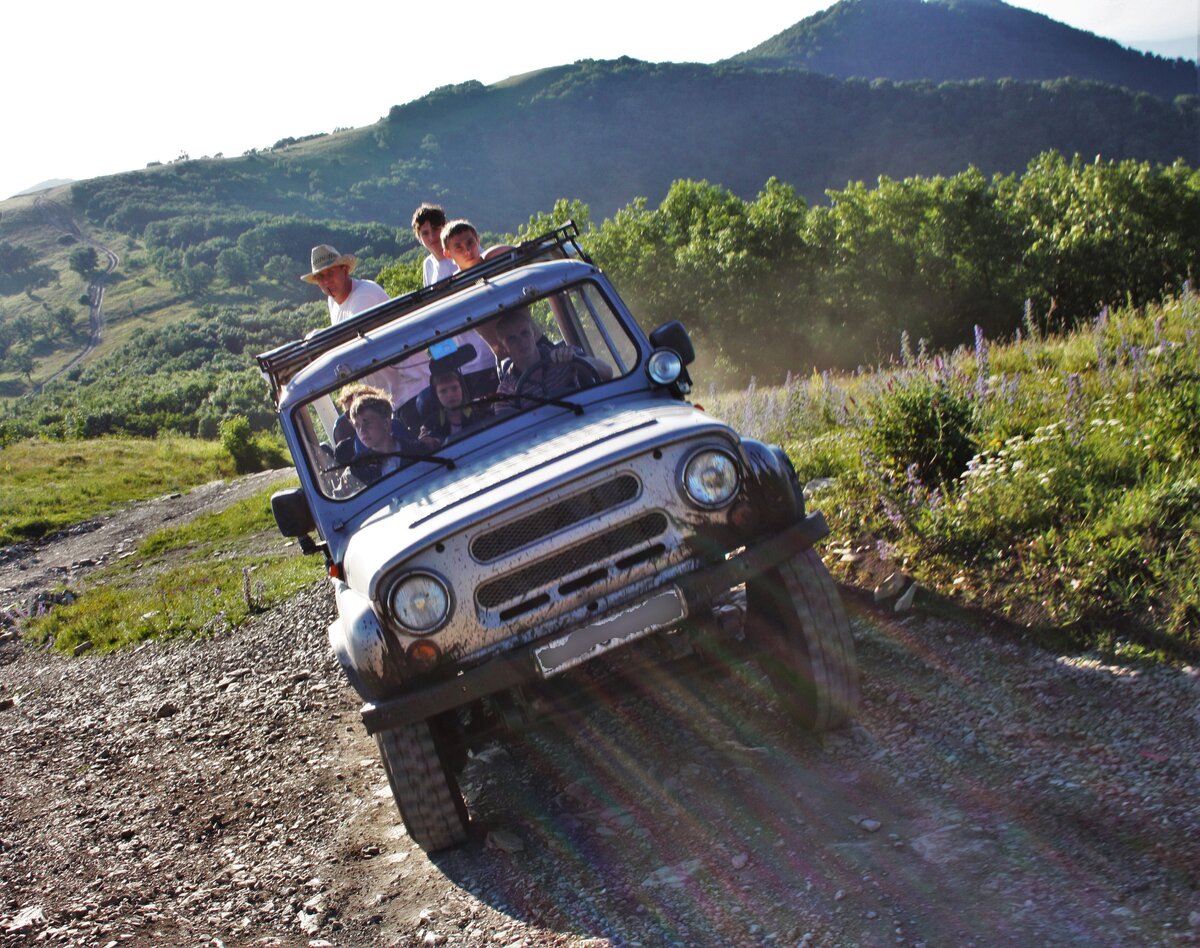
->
341, 399, 734, 596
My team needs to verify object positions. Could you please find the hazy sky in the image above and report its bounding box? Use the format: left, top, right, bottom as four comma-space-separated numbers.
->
4, 0, 1197, 200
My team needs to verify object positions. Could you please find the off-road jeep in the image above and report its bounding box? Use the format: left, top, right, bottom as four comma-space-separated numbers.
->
258, 225, 859, 852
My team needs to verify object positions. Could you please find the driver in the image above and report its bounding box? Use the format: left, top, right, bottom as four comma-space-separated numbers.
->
493, 307, 611, 406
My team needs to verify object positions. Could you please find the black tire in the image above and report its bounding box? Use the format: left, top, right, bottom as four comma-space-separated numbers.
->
376, 718, 470, 852
746, 547, 860, 731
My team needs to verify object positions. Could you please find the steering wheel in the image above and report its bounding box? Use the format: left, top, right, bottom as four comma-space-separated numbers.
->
515, 354, 602, 399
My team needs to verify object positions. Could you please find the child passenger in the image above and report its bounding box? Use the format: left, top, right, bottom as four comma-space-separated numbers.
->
341, 395, 424, 483
418, 367, 491, 443
412, 203, 456, 286
441, 219, 486, 272
441, 219, 515, 358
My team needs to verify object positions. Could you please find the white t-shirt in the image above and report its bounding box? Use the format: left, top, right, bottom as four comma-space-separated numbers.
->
327, 278, 397, 400
422, 255, 458, 287
328, 278, 390, 325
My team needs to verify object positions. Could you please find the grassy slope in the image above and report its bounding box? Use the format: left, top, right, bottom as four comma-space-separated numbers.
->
708, 291, 1199, 659
0, 437, 236, 545
21, 478, 318, 654
0, 194, 190, 395
3, 58, 1196, 403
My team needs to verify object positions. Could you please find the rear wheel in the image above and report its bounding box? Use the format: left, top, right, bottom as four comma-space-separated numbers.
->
376, 717, 469, 852
746, 547, 860, 730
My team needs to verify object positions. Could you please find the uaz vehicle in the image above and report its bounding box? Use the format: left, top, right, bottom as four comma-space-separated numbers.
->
258, 225, 859, 851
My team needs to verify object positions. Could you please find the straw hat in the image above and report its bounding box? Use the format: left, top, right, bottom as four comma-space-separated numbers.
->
300, 244, 358, 283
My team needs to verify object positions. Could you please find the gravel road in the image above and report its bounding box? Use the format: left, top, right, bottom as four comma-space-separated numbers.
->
1, 480, 1198, 946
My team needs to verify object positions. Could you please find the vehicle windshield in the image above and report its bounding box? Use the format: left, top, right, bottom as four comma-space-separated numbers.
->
293, 281, 640, 500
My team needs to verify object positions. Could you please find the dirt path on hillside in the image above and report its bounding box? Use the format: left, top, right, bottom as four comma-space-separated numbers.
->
32, 196, 116, 392
1, 482, 1198, 946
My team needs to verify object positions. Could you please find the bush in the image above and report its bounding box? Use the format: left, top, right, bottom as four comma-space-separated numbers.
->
219, 415, 259, 473
863, 373, 978, 486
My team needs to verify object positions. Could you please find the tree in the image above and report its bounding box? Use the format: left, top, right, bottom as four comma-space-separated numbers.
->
68, 246, 99, 278
263, 254, 299, 289
215, 247, 251, 287
51, 306, 77, 339
0, 240, 37, 274
512, 199, 592, 241
1009, 153, 1200, 325
10, 344, 34, 383
377, 258, 422, 297
181, 262, 214, 296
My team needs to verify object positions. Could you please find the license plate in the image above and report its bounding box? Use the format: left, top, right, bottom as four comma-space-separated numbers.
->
534, 588, 686, 677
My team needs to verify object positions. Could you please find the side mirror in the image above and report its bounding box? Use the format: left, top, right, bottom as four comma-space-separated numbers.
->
649, 321, 695, 366
271, 489, 316, 539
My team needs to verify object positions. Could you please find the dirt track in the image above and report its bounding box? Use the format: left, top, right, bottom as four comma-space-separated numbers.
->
1, 480, 1198, 946
31, 196, 115, 391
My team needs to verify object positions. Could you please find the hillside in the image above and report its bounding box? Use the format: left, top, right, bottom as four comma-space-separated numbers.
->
67, 59, 1198, 234
729, 0, 1198, 99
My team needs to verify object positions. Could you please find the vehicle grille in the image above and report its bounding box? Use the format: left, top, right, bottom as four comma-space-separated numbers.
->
476, 512, 667, 609
471, 475, 640, 563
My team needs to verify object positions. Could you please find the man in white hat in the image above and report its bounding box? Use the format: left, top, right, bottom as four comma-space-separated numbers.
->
301, 244, 390, 325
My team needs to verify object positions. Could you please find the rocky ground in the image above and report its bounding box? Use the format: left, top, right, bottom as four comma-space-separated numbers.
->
2, 478, 1199, 946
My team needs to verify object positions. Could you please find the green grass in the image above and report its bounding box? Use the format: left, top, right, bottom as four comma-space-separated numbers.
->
0, 436, 236, 545
24, 479, 321, 653
713, 291, 1200, 659
138, 488, 282, 556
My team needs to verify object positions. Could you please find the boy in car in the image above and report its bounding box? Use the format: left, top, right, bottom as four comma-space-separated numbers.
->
419, 364, 492, 443
441, 219, 486, 272
338, 394, 426, 484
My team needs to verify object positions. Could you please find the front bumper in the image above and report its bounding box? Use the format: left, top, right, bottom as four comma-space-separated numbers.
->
359, 512, 829, 734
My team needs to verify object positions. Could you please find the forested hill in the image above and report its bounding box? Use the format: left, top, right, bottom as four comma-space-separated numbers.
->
729, 0, 1198, 100
72, 58, 1197, 236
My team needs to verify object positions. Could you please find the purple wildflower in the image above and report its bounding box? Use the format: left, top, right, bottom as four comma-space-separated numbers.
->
905, 463, 922, 500
1065, 373, 1085, 447
973, 325, 988, 402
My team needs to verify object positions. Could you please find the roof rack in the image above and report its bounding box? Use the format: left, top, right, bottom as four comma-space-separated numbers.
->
255, 222, 592, 395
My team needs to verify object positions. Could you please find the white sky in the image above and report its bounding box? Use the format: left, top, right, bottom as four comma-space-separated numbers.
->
3, 0, 1197, 200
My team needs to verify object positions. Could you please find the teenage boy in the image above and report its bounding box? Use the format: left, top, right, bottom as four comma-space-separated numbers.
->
412, 203, 456, 287
441, 219, 516, 273
440, 220, 517, 359
441, 219, 485, 272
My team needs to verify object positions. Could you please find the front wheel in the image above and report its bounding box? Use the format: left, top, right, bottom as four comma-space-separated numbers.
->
746, 547, 860, 731
376, 717, 470, 852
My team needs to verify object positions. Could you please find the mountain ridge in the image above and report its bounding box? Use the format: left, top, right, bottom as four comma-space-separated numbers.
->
729, 0, 1197, 99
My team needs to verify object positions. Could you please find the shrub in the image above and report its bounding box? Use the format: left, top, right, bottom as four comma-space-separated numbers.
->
863, 373, 978, 486
219, 415, 259, 473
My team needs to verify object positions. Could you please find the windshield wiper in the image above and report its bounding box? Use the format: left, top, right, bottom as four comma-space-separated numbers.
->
481, 391, 585, 416
323, 448, 456, 472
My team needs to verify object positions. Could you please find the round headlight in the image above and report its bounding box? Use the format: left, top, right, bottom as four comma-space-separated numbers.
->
681, 449, 739, 508
388, 572, 450, 634
647, 348, 683, 385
